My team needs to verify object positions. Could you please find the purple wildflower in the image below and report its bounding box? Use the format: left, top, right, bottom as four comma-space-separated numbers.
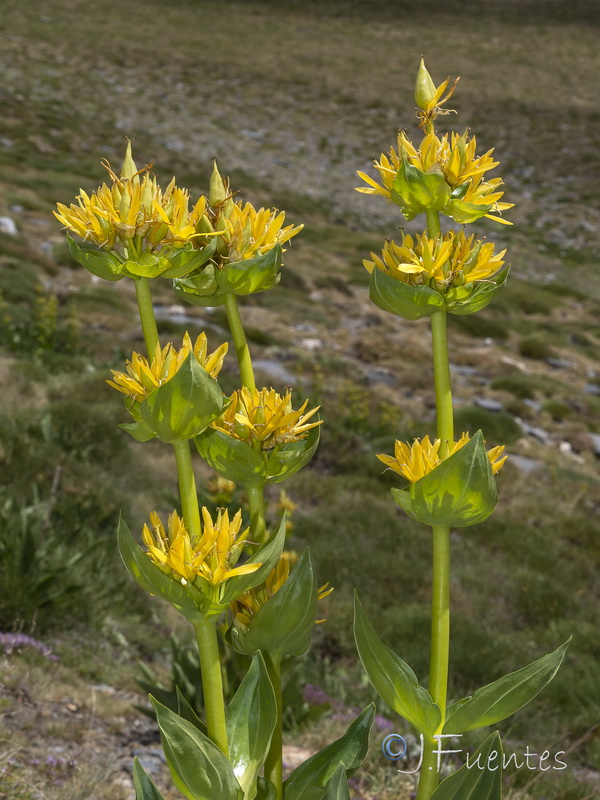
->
0, 632, 58, 661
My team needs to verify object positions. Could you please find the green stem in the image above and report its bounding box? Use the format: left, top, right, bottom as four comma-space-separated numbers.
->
417, 207, 453, 800
194, 617, 229, 757
172, 440, 201, 539
224, 293, 256, 392
264, 653, 283, 800
247, 484, 267, 545
134, 277, 160, 356
430, 310, 454, 458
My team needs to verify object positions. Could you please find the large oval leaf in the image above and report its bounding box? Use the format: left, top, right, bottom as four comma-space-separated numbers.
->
353, 595, 441, 737
370, 267, 444, 321
429, 731, 503, 800
444, 640, 569, 734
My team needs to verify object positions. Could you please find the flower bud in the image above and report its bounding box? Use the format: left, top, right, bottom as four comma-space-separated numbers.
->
415, 58, 437, 111
209, 160, 227, 208
120, 140, 138, 180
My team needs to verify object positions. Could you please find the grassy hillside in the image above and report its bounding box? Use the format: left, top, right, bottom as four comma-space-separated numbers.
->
0, 1, 599, 798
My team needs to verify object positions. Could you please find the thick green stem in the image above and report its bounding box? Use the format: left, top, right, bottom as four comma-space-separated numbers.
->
264, 653, 283, 800
224, 293, 256, 392
134, 277, 160, 356
247, 484, 267, 545
430, 310, 454, 458
194, 617, 229, 757
417, 207, 454, 800
172, 440, 201, 539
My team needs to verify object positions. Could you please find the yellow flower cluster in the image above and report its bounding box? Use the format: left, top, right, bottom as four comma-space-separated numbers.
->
204, 162, 303, 263
231, 551, 333, 628
364, 231, 506, 290
54, 143, 208, 253
107, 332, 227, 402
142, 508, 259, 586
378, 433, 507, 483
212, 386, 321, 450
357, 130, 513, 224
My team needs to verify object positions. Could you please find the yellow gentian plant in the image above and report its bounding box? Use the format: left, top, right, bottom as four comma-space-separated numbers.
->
354, 60, 569, 800
56, 147, 373, 800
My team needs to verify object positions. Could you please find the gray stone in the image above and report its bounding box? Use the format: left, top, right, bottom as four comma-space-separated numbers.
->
508, 454, 543, 474
474, 397, 503, 412
0, 217, 18, 236
584, 383, 600, 396
521, 421, 553, 446
253, 359, 297, 386
546, 357, 575, 369
588, 433, 600, 457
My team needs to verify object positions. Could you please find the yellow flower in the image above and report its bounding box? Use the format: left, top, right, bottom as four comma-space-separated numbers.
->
204, 161, 303, 263
363, 230, 506, 290
230, 551, 333, 628
357, 130, 513, 224
206, 476, 237, 497
107, 332, 227, 402
378, 433, 507, 483
142, 507, 259, 587
212, 386, 321, 449
277, 489, 298, 514
54, 142, 210, 255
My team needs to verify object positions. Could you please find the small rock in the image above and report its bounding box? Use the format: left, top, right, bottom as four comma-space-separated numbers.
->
501, 355, 528, 372
363, 366, 396, 388
474, 397, 503, 412
559, 441, 585, 464
524, 398, 542, 412
300, 338, 322, 352
450, 363, 479, 376
508, 454, 542, 474
584, 383, 600, 396
0, 217, 18, 235
546, 357, 575, 369
588, 433, 600, 457
520, 421, 553, 446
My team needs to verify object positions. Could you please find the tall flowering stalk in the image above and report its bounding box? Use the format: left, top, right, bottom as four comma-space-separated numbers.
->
355, 60, 568, 800
56, 147, 373, 800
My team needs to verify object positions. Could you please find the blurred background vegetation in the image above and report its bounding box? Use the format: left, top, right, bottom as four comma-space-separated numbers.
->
0, 0, 599, 797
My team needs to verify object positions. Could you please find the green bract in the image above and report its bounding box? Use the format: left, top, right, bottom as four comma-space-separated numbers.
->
391, 431, 498, 528
391, 161, 451, 220
117, 514, 286, 620
195, 425, 320, 487
230, 549, 319, 659
67, 233, 216, 281
174, 245, 283, 307
119, 353, 225, 444
429, 732, 503, 800
369, 265, 510, 321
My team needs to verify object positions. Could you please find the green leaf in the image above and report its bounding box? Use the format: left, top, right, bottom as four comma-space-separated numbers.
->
176, 686, 207, 735
448, 266, 510, 316
255, 779, 276, 800
444, 640, 570, 734
218, 246, 282, 296
226, 653, 277, 799
161, 239, 217, 279
323, 763, 351, 800
133, 757, 167, 800
67, 234, 124, 281
230, 549, 318, 658
353, 595, 441, 736
195, 427, 267, 486
392, 161, 451, 215
220, 513, 287, 605
284, 705, 375, 800
142, 354, 224, 442
370, 267, 445, 321
430, 731, 503, 800
444, 198, 493, 225
117, 516, 207, 623
124, 252, 171, 279
152, 697, 243, 800
119, 420, 156, 442
406, 431, 498, 528
263, 426, 320, 484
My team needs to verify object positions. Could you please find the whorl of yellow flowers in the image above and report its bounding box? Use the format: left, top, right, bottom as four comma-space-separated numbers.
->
364, 230, 506, 290
212, 386, 321, 450
54, 142, 209, 253
204, 161, 303, 263
107, 332, 227, 402
142, 507, 259, 586
357, 129, 512, 225
378, 433, 507, 484
231, 551, 333, 628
